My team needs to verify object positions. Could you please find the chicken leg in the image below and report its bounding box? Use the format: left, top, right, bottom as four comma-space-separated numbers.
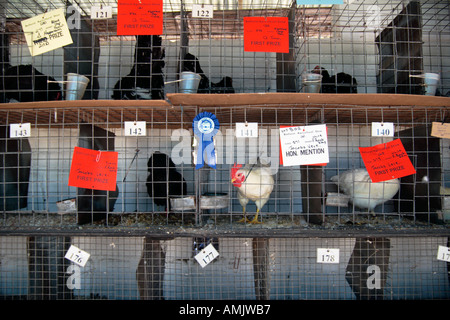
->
248, 209, 261, 224
238, 207, 250, 223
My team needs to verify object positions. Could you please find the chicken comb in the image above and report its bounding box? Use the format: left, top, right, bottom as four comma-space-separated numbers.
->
231, 163, 242, 178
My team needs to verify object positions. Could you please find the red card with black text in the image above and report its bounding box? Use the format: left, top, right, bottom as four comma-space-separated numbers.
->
117, 0, 163, 35
244, 17, 289, 53
359, 139, 416, 182
68, 146, 118, 191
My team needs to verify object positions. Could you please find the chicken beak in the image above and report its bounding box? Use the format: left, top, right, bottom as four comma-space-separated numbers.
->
231, 177, 236, 183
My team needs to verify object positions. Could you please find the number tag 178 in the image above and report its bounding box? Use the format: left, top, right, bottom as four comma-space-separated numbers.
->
317, 248, 340, 264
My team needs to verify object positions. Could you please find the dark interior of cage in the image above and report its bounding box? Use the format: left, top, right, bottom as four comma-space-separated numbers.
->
0, 1, 449, 228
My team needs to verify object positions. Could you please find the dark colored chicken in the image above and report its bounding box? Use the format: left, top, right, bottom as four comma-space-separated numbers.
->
183, 53, 235, 94
112, 35, 165, 100
312, 66, 358, 93
1, 64, 62, 102
146, 152, 187, 211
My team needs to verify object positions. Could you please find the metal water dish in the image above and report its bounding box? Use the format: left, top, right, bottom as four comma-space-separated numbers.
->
200, 193, 229, 209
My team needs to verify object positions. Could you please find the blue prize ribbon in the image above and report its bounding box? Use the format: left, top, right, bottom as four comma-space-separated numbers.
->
193, 112, 219, 169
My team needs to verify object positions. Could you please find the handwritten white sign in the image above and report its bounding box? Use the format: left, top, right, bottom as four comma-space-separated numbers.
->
21, 8, 73, 56
279, 124, 329, 166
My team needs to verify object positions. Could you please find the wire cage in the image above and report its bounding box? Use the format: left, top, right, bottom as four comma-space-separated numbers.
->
0, 0, 450, 301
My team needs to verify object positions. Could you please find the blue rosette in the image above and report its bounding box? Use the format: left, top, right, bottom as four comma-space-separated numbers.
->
193, 112, 220, 169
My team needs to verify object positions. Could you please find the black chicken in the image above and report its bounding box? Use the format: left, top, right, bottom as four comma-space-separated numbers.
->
112, 35, 165, 100
1, 65, 62, 102
182, 53, 235, 94
146, 152, 187, 211
312, 65, 358, 93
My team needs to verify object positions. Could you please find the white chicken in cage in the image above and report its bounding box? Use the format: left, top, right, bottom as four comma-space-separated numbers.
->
330, 168, 400, 213
231, 160, 275, 224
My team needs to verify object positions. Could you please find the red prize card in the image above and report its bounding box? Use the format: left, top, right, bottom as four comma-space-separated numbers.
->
68, 147, 118, 191
244, 17, 289, 53
117, 0, 163, 35
359, 139, 416, 182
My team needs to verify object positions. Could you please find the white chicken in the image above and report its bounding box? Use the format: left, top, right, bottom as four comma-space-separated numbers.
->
330, 169, 400, 213
231, 162, 275, 224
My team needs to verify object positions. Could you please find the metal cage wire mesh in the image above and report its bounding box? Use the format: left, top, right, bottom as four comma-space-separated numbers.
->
0, 0, 449, 302
0, 102, 448, 228
1, 235, 449, 300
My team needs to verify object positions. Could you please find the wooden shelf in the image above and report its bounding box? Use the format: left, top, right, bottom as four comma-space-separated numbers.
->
0, 93, 449, 126
166, 93, 450, 108
0, 93, 449, 110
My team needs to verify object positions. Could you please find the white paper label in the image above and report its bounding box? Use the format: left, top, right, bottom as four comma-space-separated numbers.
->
372, 122, 394, 137
91, 6, 112, 19
236, 122, 258, 138
65, 245, 90, 267
192, 4, 214, 18
279, 124, 329, 166
10, 123, 31, 138
437, 245, 450, 262
194, 243, 219, 268
124, 121, 146, 136
21, 8, 73, 56
317, 248, 339, 264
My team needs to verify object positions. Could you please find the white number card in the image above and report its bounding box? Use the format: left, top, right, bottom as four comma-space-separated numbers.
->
91, 5, 112, 19
317, 248, 339, 264
10, 123, 31, 138
124, 121, 146, 136
371, 122, 394, 137
194, 243, 219, 268
236, 122, 258, 138
437, 245, 450, 262
65, 245, 90, 267
192, 4, 214, 19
